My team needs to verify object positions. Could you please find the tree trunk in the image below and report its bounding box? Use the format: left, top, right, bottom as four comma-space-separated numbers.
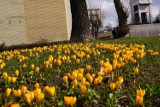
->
70, 0, 90, 42
113, 0, 129, 38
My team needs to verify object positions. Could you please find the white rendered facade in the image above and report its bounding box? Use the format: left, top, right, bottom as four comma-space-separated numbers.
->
130, 0, 152, 24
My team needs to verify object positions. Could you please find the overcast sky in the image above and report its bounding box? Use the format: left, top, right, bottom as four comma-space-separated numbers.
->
86, 0, 160, 27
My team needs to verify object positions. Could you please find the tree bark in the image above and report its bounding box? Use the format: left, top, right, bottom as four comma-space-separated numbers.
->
70, 0, 90, 42
113, 0, 129, 38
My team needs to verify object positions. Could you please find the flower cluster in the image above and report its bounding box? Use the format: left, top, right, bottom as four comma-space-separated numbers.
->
136, 89, 145, 105
0, 42, 159, 106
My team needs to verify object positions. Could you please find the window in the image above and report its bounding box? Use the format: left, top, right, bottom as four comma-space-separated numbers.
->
134, 5, 138, 12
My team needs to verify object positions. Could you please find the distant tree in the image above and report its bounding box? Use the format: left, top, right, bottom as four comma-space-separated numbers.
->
70, 0, 91, 42
105, 23, 113, 31
89, 9, 102, 39
86, 0, 103, 39
153, 13, 160, 23
113, 0, 129, 38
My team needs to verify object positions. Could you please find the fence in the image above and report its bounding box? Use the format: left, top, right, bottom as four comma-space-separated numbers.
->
129, 24, 160, 37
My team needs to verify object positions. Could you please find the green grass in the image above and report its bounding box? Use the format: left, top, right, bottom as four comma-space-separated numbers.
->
93, 36, 160, 106
0, 36, 160, 107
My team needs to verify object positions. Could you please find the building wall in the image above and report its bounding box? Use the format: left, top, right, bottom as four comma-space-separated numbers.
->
64, 0, 72, 40
0, 0, 28, 45
130, 0, 152, 24
139, 5, 150, 12
0, 0, 72, 46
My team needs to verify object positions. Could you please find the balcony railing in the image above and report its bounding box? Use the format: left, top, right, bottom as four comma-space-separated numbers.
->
139, 0, 152, 4
131, 0, 152, 5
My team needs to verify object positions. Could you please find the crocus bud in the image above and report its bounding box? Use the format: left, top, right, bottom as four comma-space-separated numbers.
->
6, 88, 12, 97
63, 76, 68, 82
3, 72, 8, 81
15, 70, 19, 76
80, 85, 86, 94
110, 82, 116, 90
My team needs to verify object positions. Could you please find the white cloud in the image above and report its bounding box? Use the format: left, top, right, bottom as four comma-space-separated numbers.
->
87, 0, 160, 26
86, 0, 118, 26
101, 1, 117, 26
151, 5, 160, 19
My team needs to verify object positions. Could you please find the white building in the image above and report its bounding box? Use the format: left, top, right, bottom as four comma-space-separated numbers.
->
130, 0, 152, 24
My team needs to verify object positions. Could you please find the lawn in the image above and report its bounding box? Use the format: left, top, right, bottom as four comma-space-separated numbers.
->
0, 36, 160, 107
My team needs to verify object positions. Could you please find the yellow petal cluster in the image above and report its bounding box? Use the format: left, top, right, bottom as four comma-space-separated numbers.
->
24, 91, 34, 105
6, 88, 12, 97
44, 86, 55, 96
64, 96, 76, 107
136, 89, 145, 105
11, 103, 20, 107
21, 86, 27, 95
34, 88, 44, 102
3, 72, 8, 81
110, 82, 116, 90
15, 70, 19, 77
13, 89, 22, 97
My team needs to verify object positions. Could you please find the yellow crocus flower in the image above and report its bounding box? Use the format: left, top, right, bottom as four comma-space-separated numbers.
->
91, 73, 96, 79
6, 88, 12, 97
72, 72, 77, 79
11, 77, 17, 84
63, 76, 68, 82
76, 59, 80, 64
64, 96, 76, 107
137, 89, 145, 97
64, 96, 70, 106
57, 59, 62, 67
77, 73, 83, 81
34, 88, 41, 97
30, 64, 35, 70
22, 64, 27, 69
118, 76, 123, 84
100, 60, 104, 65
152, 52, 159, 56
79, 68, 84, 74
34, 83, 40, 89
81, 77, 86, 85
24, 91, 34, 105
86, 74, 93, 83
98, 71, 102, 76
11, 103, 20, 107
21, 86, 27, 95
3, 72, 8, 81
44, 86, 55, 97
36, 93, 44, 102
72, 79, 78, 88
24, 93, 31, 105
0, 64, 4, 70
134, 67, 139, 75
94, 78, 99, 85
13, 89, 21, 97
35, 67, 40, 73
69, 96, 76, 107
15, 70, 19, 77
44, 86, 49, 91
48, 87, 55, 96
148, 49, 153, 53
8, 76, 11, 82
86, 65, 91, 71
110, 82, 116, 90
136, 95, 143, 105
80, 85, 86, 94
97, 76, 103, 84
